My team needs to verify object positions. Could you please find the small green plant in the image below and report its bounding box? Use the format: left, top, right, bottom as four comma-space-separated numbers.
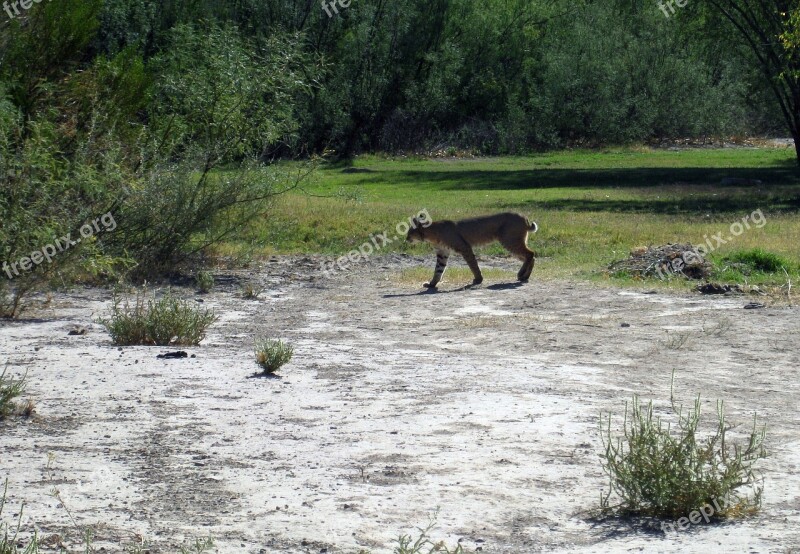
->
394, 513, 465, 554
0, 369, 26, 419
98, 289, 217, 346
178, 537, 215, 554
196, 271, 214, 294
660, 330, 692, 351
242, 283, 264, 299
1, 480, 39, 554
254, 338, 294, 374
599, 372, 766, 520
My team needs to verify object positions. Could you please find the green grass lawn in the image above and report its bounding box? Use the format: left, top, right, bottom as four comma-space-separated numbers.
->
217, 146, 800, 289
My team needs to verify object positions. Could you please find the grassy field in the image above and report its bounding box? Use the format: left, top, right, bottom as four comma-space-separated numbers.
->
217, 146, 800, 289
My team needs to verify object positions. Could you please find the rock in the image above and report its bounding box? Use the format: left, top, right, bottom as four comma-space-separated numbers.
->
156, 351, 189, 359
696, 283, 743, 295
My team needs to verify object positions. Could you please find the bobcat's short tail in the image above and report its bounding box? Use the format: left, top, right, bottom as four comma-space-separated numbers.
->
530, 221, 539, 233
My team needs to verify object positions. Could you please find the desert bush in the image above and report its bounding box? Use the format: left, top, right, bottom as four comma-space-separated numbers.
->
0, 369, 26, 419
599, 373, 766, 519
195, 271, 214, 294
254, 338, 293, 374
98, 289, 217, 346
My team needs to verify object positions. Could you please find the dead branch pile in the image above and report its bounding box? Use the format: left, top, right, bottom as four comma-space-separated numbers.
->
608, 244, 713, 280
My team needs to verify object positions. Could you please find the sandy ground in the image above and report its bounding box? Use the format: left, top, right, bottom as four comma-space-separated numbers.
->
1, 254, 799, 553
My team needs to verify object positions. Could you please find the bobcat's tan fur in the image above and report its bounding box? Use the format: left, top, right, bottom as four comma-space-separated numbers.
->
406, 212, 538, 288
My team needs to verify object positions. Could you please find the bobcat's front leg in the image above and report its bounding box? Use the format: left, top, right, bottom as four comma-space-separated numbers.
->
424, 250, 450, 288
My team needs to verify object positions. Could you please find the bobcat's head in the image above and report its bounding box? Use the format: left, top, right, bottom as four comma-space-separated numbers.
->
406, 223, 423, 242
406, 211, 432, 242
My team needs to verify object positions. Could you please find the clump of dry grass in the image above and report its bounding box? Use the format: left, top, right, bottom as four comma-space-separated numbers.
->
0, 368, 26, 419
242, 282, 265, 299
98, 289, 217, 346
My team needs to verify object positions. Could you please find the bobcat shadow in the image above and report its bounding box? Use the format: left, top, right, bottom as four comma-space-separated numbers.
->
383, 281, 523, 298
383, 287, 470, 298
486, 282, 526, 291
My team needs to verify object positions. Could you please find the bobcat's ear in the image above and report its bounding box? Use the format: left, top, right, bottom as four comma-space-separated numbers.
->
411, 217, 420, 228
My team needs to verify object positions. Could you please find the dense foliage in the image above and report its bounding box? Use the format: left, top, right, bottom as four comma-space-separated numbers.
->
0, 0, 797, 314
1, 0, 791, 158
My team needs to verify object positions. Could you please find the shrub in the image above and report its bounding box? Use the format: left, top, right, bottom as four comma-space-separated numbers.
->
721, 248, 793, 274
254, 338, 293, 374
599, 373, 766, 520
109, 24, 315, 276
0, 369, 26, 419
196, 271, 214, 294
98, 289, 217, 346
0, 69, 130, 318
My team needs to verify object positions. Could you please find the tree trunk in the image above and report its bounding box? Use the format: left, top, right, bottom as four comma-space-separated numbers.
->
794, 132, 800, 166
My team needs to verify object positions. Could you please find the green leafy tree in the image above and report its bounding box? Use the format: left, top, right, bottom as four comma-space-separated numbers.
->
688, 1, 800, 162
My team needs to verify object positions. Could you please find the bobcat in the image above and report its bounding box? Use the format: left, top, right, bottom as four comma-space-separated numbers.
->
406, 212, 538, 288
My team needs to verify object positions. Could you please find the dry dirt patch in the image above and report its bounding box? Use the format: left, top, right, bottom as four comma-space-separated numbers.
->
1, 254, 799, 553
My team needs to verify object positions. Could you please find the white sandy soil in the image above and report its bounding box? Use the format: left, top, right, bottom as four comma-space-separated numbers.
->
1, 254, 799, 553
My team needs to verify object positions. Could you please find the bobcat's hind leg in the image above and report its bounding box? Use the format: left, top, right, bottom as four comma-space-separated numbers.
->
518, 250, 535, 282
424, 250, 450, 288
501, 236, 535, 282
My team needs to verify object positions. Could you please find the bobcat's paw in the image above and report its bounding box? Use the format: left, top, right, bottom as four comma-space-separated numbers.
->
423, 282, 438, 289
